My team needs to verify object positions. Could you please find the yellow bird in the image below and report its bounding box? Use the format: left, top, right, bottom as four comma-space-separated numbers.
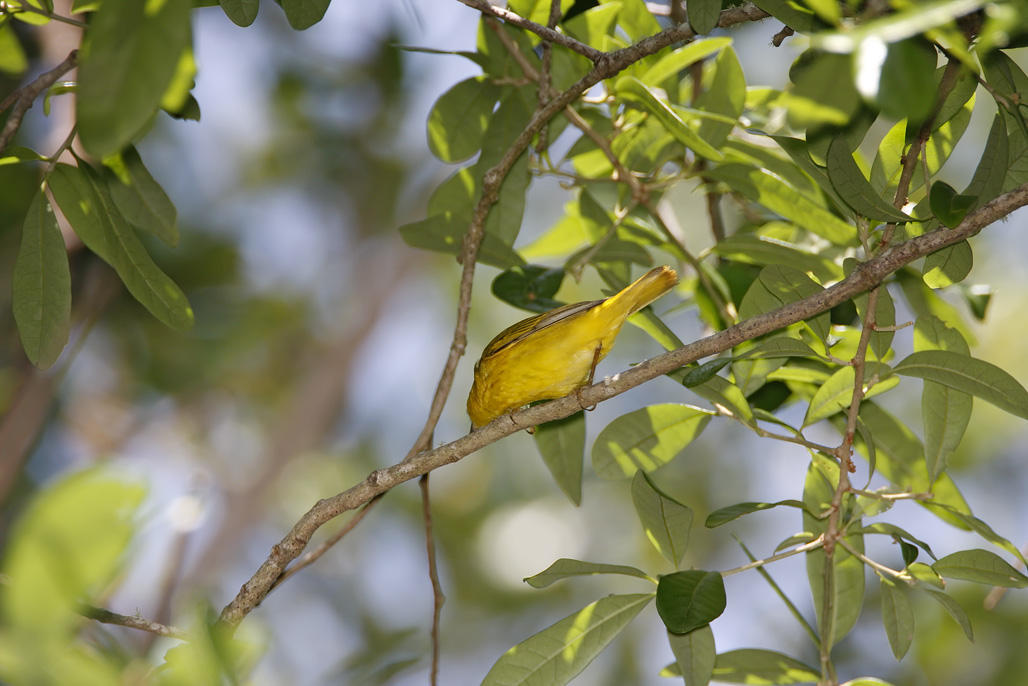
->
467, 265, 679, 428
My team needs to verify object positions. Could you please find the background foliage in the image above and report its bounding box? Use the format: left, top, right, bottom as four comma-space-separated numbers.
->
0, 0, 1027, 684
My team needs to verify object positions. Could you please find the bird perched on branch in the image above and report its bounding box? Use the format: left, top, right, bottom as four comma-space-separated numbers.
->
468, 265, 678, 428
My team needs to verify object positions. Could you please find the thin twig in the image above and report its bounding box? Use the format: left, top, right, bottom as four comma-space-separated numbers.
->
217, 180, 1028, 628
734, 536, 820, 647
838, 539, 911, 585
79, 605, 187, 640
721, 535, 825, 577
0, 2, 87, 27
420, 474, 445, 686
0, 50, 79, 154
456, 0, 605, 61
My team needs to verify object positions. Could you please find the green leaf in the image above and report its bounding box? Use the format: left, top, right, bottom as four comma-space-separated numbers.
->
921, 504, 1027, 565
219, 0, 259, 27
735, 336, 824, 361
493, 265, 565, 313
398, 213, 523, 269
1, 470, 145, 633
48, 163, 194, 330
694, 47, 745, 148
76, 0, 193, 157
592, 404, 712, 479
705, 164, 857, 245
809, 0, 986, 52
615, 0, 661, 42
929, 181, 976, 228
712, 233, 840, 283
656, 571, 726, 635
13, 190, 71, 368
676, 358, 731, 388
962, 113, 1008, 210
0, 21, 28, 74
804, 362, 897, 426
641, 37, 731, 86
879, 577, 914, 659
894, 350, 1028, 420
615, 76, 724, 161
921, 379, 971, 481
667, 624, 715, 686
925, 589, 973, 641
278, 0, 330, 29
826, 138, 913, 222
738, 264, 831, 344
867, 39, 938, 123
523, 558, 651, 589
104, 146, 179, 247
907, 561, 944, 588
705, 500, 811, 528
933, 549, 1028, 588
780, 51, 861, 129
631, 471, 693, 566
687, 0, 721, 34
533, 410, 585, 505
427, 77, 501, 163
481, 593, 653, 686
922, 240, 972, 288
711, 649, 820, 684
690, 374, 754, 424
855, 522, 936, 560
804, 454, 865, 646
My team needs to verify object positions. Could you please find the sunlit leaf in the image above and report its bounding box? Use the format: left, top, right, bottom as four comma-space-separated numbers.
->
592, 404, 713, 478
656, 571, 726, 634
631, 471, 692, 565
524, 558, 651, 588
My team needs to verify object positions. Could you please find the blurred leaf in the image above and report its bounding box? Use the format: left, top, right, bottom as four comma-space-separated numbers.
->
656, 571, 726, 635
524, 558, 651, 588
826, 138, 912, 222
690, 374, 754, 424
631, 471, 693, 566
667, 624, 715, 686
219, 0, 259, 27
922, 504, 1028, 565
278, 0, 330, 29
933, 549, 1028, 588
13, 190, 71, 368
1, 470, 144, 634
871, 39, 938, 123
710, 649, 820, 683
809, 0, 986, 52
962, 113, 1008, 210
158, 605, 260, 686
735, 335, 824, 361
481, 594, 653, 686
706, 164, 857, 245
427, 77, 500, 163
780, 51, 861, 129
533, 410, 585, 505
0, 21, 28, 74
751, 0, 822, 33
615, 0, 661, 42
880, 577, 914, 659
894, 351, 1028, 419
592, 404, 713, 478
77, 0, 193, 157
705, 500, 811, 528
712, 233, 840, 283
104, 146, 179, 247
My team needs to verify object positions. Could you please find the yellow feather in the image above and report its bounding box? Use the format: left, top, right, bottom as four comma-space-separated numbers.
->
467, 266, 678, 427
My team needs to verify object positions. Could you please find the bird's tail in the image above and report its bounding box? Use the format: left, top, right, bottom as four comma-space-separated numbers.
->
602, 265, 678, 319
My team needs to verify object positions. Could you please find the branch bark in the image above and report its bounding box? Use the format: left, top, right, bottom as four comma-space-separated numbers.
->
219, 181, 1028, 627
0, 50, 78, 154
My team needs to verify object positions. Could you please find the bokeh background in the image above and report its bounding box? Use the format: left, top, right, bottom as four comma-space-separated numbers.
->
1, 1, 1026, 684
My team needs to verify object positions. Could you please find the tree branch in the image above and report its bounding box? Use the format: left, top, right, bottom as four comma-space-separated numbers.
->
218, 181, 1028, 628
0, 49, 78, 154
80, 605, 186, 640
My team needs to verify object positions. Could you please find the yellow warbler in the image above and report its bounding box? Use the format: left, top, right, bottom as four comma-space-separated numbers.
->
467, 265, 679, 428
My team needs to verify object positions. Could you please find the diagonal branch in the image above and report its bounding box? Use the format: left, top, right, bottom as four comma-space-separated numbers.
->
80, 605, 186, 640
218, 181, 1028, 627
0, 50, 79, 154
